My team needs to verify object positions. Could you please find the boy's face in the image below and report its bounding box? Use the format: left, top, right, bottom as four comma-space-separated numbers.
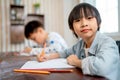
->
29, 28, 46, 45
73, 16, 98, 40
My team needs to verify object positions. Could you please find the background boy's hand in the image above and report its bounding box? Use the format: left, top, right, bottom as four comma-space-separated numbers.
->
23, 47, 32, 53
37, 53, 49, 62
37, 53, 60, 62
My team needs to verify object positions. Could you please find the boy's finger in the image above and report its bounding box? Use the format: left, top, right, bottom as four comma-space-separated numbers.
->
37, 53, 44, 62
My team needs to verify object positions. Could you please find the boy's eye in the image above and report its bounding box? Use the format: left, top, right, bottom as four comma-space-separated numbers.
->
74, 19, 80, 22
87, 16, 93, 19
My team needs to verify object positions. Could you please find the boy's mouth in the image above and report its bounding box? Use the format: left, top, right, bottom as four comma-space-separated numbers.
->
81, 29, 91, 33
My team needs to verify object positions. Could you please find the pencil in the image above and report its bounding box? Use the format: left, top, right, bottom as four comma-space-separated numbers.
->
40, 49, 45, 56
40, 43, 46, 57
37, 43, 46, 62
49, 69, 73, 73
13, 69, 50, 74
19, 69, 73, 73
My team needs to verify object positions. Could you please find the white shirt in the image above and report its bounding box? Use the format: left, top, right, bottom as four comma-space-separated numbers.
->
30, 32, 68, 55
84, 47, 89, 57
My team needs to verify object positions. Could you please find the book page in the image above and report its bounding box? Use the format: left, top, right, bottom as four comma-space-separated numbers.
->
21, 58, 74, 69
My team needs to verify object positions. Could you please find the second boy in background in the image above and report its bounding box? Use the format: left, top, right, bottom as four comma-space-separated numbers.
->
22, 20, 68, 56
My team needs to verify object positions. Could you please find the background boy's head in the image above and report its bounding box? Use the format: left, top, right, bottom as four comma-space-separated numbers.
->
68, 3, 101, 38
24, 20, 46, 44
24, 20, 44, 39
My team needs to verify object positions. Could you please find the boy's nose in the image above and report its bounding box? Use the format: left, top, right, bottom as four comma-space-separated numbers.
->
80, 18, 88, 27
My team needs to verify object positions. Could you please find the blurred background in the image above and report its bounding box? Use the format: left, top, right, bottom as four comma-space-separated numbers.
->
0, 0, 120, 53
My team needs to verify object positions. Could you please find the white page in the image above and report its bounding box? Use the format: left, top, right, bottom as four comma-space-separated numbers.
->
21, 58, 74, 69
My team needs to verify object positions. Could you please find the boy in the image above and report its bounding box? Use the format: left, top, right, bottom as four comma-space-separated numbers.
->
37, 3, 120, 80
22, 20, 68, 56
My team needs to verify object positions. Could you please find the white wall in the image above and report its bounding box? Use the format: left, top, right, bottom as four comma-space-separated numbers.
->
63, 0, 79, 47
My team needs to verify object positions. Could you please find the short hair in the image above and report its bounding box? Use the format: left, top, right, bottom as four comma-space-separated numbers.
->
24, 20, 44, 39
68, 3, 101, 38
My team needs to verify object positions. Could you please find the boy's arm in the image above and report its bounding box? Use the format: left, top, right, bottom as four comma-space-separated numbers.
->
24, 47, 43, 56
37, 53, 60, 62
22, 47, 32, 53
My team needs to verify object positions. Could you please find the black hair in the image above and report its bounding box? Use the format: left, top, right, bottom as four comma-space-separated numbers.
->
68, 3, 101, 38
24, 20, 44, 39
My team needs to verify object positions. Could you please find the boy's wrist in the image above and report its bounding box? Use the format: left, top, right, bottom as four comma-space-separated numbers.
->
48, 53, 60, 60
76, 59, 82, 68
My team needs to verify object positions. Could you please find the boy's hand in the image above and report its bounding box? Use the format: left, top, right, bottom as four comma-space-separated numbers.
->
23, 47, 32, 53
37, 53, 49, 62
67, 54, 82, 68
37, 53, 60, 62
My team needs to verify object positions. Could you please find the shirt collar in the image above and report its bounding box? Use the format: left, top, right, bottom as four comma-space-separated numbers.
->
89, 31, 100, 55
80, 31, 100, 55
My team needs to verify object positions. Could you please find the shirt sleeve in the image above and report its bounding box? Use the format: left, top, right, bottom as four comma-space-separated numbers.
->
58, 43, 78, 58
81, 39, 119, 79
29, 48, 42, 55
29, 42, 65, 55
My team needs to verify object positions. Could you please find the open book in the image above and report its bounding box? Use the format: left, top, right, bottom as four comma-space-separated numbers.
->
21, 58, 74, 69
